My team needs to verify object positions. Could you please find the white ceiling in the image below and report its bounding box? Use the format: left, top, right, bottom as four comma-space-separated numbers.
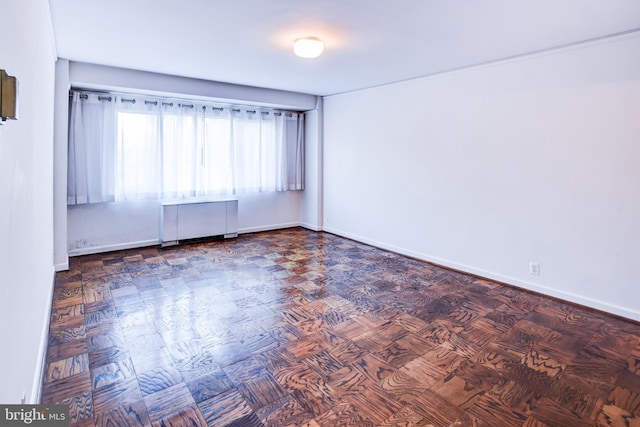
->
48, 0, 640, 96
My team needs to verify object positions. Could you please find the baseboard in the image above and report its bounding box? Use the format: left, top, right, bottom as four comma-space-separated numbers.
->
54, 261, 69, 272
68, 239, 160, 257
66, 224, 306, 256
31, 267, 56, 404
238, 222, 301, 235
323, 225, 640, 323
299, 222, 322, 232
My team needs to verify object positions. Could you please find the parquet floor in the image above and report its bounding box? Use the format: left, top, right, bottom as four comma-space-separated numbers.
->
42, 228, 640, 426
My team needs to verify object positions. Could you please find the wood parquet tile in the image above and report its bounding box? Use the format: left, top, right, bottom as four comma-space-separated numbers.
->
42, 227, 640, 426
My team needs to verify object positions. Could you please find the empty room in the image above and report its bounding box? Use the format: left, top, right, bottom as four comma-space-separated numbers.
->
1, 1, 640, 426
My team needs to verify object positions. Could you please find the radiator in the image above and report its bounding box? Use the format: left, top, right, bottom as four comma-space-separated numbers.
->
160, 198, 238, 247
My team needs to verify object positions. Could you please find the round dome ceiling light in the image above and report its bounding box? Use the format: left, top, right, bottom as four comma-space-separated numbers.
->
293, 37, 324, 59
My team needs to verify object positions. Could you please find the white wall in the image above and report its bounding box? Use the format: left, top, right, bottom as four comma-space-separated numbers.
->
67, 201, 160, 255
300, 98, 323, 231
67, 192, 302, 255
0, 0, 57, 403
53, 59, 70, 270
69, 61, 317, 110
323, 33, 640, 321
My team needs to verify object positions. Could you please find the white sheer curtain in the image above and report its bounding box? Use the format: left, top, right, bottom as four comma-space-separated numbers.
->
115, 97, 163, 199
67, 92, 116, 204
201, 106, 234, 195
284, 112, 305, 191
274, 111, 305, 191
161, 101, 200, 198
67, 91, 304, 205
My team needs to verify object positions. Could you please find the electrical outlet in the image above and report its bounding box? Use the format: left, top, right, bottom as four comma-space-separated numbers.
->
529, 261, 540, 276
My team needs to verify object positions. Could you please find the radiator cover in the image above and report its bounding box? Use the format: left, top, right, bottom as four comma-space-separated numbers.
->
160, 198, 238, 246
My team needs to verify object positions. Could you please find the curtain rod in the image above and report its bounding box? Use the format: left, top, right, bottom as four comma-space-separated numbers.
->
69, 89, 302, 114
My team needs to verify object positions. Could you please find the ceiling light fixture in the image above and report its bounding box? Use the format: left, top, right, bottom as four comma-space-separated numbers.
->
293, 37, 324, 59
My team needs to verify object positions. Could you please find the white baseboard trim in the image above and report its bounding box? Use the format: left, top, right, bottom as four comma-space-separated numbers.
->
31, 267, 56, 404
68, 239, 160, 257
66, 224, 309, 257
238, 222, 301, 235
54, 261, 69, 272
323, 226, 640, 323
299, 222, 322, 232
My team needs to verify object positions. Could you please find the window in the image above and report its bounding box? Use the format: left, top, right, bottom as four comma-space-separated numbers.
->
67, 92, 304, 205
